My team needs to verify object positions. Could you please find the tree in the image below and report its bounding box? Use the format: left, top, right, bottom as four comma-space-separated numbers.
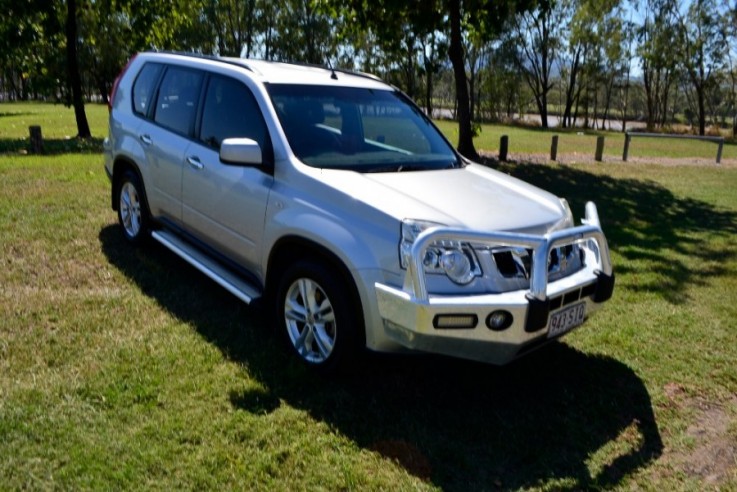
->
0, 0, 62, 100
266, 0, 338, 64
326, 0, 531, 160
559, 0, 624, 130
66, 0, 91, 138
419, 30, 447, 117
726, 1, 737, 136
676, 0, 727, 135
449, 0, 534, 157
616, 17, 637, 132
509, 0, 564, 129
637, 0, 680, 131
559, 0, 586, 129
448, 0, 477, 157
480, 42, 526, 120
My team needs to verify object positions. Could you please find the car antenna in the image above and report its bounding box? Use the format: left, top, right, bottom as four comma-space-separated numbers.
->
326, 59, 338, 80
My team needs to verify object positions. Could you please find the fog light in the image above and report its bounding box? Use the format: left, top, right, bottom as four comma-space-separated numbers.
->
486, 311, 513, 331
433, 314, 478, 329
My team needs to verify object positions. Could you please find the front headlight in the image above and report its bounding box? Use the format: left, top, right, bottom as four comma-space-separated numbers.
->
400, 219, 481, 285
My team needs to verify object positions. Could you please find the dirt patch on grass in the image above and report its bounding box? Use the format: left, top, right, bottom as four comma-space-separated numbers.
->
679, 399, 737, 486
662, 385, 737, 486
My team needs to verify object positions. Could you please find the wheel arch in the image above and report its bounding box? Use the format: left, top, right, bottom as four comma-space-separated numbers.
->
111, 157, 147, 212
265, 235, 366, 345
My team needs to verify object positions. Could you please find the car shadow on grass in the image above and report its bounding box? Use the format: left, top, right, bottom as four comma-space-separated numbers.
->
99, 159, 737, 489
485, 158, 737, 304
100, 214, 666, 490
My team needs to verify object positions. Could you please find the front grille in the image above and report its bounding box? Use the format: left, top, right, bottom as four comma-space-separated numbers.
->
492, 248, 532, 278
492, 244, 582, 281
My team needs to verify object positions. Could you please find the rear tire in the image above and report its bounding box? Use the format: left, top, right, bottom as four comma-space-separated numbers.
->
274, 259, 363, 374
117, 170, 150, 245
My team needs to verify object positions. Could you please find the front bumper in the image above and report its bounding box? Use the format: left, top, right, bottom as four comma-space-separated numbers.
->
375, 202, 614, 364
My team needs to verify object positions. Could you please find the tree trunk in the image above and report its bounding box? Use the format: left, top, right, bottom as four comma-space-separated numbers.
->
448, 0, 477, 160
425, 68, 434, 117
421, 34, 435, 118
537, 92, 549, 129
621, 65, 631, 133
602, 74, 615, 131
66, 0, 91, 138
697, 86, 706, 135
644, 69, 655, 131
562, 49, 581, 129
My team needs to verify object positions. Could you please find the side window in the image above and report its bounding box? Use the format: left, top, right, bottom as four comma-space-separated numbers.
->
199, 75, 270, 156
132, 63, 162, 117
153, 67, 204, 136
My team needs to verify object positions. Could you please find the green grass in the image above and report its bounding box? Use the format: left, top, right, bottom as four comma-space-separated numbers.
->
2, 102, 737, 490
434, 120, 737, 162
0, 102, 107, 154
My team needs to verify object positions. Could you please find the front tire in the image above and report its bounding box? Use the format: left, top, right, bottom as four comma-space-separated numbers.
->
117, 170, 150, 245
275, 259, 363, 374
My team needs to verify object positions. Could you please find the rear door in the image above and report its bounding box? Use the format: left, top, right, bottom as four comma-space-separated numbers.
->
182, 74, 274, 275
139, 65, 204, 225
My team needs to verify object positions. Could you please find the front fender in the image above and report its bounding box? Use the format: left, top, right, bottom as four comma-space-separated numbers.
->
263, 203, 398, 279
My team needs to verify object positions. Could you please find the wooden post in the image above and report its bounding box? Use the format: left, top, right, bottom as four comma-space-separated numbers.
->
595, 136, 605, 162
550, 135, 559, 161
716, 139, 723, 164
499, 135, 508, 162
29, 125, 43, 154
622, 133, 630, 161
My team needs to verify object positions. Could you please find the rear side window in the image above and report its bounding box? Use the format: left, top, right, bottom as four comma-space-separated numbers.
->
199, 76, 269, 154
153, 67, 204, 136
132, 63, 162, 117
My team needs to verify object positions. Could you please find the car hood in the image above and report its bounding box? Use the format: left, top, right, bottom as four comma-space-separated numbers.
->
317, 163, 569, 235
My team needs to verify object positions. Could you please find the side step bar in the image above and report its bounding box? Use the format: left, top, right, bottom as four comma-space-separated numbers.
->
151, 230, 262, 304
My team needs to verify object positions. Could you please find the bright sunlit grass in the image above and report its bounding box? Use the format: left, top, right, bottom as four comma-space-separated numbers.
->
434, 119, 736, 162
1, 102, 736, 490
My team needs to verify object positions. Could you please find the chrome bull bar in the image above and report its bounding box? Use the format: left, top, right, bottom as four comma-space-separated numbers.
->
404, 201, 613, 302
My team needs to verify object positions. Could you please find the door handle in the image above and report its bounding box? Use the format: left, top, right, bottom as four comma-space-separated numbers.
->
186, 156, 204, 170
139, 134, 152, 145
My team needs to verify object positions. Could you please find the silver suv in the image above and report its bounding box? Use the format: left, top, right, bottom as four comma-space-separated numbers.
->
104, 52, 614, 372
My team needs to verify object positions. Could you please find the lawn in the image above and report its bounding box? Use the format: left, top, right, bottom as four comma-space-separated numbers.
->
1, 102, 736, 490
434, 120, 737, 163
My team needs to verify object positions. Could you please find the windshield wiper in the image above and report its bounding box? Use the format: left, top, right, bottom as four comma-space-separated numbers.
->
363, 165, 404, 173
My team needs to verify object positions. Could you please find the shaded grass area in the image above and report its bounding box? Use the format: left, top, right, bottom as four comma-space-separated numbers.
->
95, 224, 666, 490
0, 136, 104, 155
487, 159, 737, 305
1, 102, 737, 489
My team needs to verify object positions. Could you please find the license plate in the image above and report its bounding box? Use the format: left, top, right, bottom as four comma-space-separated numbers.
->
548, 302, 586, 338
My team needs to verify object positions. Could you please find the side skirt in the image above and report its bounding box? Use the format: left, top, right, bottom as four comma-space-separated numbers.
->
151, 229, 262, 304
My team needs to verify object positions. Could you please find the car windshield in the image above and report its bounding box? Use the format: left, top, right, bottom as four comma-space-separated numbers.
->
267, 84, 460, 172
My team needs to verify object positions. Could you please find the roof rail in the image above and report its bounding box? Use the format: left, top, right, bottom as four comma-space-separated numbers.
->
143, 50, 385, 83
144, 50, 255, 73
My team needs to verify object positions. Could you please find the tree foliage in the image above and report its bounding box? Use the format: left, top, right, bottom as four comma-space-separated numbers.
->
1, 0, 736, 142
676, 0, 728, 135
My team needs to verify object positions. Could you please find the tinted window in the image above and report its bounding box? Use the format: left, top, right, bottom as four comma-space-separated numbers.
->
132, 63, 162, 117
153, 67, 203, 136
199, 76, 269, 154
268, 85, 459, 172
